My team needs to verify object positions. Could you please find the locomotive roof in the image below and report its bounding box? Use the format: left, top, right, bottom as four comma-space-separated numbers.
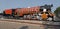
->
40, 5, 52, 10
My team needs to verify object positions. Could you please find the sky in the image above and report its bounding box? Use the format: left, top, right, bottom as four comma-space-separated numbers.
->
0, 0, 60, 13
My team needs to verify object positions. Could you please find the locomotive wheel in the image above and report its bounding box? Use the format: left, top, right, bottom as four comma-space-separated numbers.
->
52, 16, 54, 21
23, 15, 31, 20
47, 17, 52, 21
23, 15, 27, 19
37, 16, 42, 21
14, 16, 23, 19
47, 16, 54, 21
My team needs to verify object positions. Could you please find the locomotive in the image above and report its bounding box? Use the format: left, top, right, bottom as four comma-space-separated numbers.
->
3, 4, 54, 21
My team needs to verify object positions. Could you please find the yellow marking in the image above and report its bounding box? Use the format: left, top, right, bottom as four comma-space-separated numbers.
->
41, 12, 48, 19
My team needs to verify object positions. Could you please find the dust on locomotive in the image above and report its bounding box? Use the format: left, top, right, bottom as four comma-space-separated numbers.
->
3, 4, 54, 21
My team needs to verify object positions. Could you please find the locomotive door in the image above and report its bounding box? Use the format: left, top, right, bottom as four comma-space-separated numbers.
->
12, 9, 16, 17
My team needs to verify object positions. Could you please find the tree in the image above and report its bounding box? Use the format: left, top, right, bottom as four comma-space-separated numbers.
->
54, 7, 60, 18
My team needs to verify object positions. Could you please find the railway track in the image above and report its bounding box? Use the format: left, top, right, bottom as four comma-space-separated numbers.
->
0, 19, 60, 25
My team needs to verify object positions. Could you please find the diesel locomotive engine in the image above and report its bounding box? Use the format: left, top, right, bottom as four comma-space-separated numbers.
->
3, 4, 54, 21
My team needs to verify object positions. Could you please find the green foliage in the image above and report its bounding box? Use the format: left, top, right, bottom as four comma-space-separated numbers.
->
54, 7, 60, 14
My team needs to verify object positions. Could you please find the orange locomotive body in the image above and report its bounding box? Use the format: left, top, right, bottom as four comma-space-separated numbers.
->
16, 6, 40, 16
4, 6, 40, 16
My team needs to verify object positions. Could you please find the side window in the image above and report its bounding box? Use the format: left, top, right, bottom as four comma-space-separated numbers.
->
40, 9, 43, 12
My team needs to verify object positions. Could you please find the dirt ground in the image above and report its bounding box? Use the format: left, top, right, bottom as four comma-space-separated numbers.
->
0, 19, 60, 29
0, 19, 46, 29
